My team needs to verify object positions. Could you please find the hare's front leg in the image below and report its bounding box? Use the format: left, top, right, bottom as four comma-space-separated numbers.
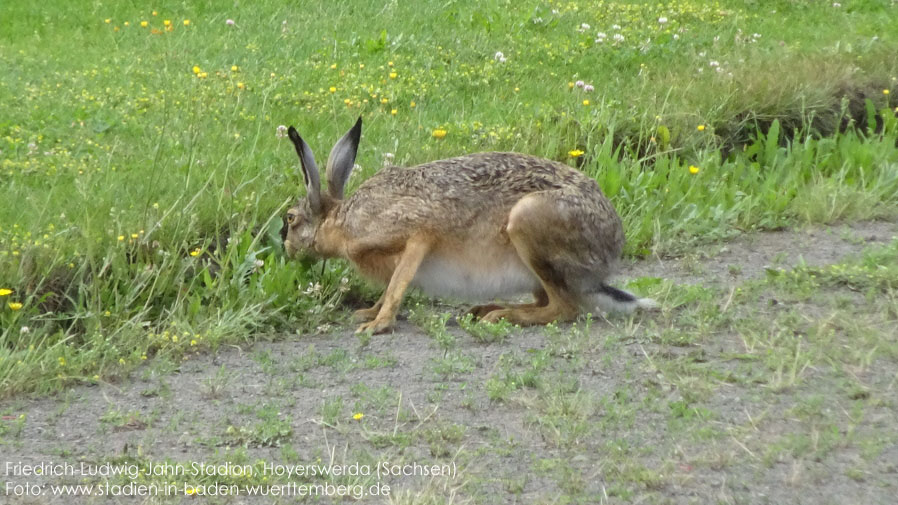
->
353, 291, 386, 322
356, 236, 433, 334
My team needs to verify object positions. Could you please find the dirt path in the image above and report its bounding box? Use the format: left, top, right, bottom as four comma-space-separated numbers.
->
2, 220, 897, 504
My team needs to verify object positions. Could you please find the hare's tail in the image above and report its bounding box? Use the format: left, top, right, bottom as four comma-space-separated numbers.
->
588, 283, 658, 314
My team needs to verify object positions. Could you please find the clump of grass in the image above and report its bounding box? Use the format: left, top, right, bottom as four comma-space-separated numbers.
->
457, 313, 515, 343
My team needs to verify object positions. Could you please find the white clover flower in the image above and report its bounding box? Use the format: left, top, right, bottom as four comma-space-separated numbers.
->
276, 125, 287, 139
832, 2, 841, 7
673, 33, 679, 40
575, 80, 585, 88
583, 84, 594, 92
658, 17, 668, 24
577, 23, 591, 32
226, 19, 235, 26
709, 60, 719, 67
613, 33, 625, 42
494, 51, 507, 63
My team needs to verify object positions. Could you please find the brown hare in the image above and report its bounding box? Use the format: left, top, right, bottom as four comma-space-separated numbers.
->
283, 118, 656, 334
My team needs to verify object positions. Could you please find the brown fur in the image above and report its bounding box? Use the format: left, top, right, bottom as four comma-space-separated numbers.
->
284, 119, 630, 333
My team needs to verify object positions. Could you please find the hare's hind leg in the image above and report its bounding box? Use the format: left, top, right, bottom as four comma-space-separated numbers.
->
468, 289, 548, 319
480, 195, 582, 325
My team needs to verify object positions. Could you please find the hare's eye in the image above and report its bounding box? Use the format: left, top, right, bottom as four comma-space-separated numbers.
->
286, 214, 295, 224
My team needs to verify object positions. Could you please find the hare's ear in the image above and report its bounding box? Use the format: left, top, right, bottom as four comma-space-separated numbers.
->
287, 126, 323, 216
326, 117, 362, 200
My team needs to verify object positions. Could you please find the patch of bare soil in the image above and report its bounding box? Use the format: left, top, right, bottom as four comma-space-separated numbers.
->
623, 220, 898, 286
2, 220, 896, 504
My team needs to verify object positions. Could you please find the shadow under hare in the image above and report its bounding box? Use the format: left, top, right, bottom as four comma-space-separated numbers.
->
283, 117, 656, 334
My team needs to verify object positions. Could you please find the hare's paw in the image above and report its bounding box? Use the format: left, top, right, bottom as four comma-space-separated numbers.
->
482, 305, 579, 326
467, 304, 505, 319
353, 306, 381, 322
355, 317, 394, 335
481, 308, 512, 324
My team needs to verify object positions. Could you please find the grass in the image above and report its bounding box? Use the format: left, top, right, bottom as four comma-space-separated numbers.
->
0, 0, 897, 405
15, 234, 887, 502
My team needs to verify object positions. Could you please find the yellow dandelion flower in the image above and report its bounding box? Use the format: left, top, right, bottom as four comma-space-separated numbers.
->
697, 124, 706, 131
198, 72, 208, 79
113, 26, 120, 32
190, 339, 197, 346
391, 109, 397, 116
388, 61, 394, 67
124, 21, 130, 26
380, 97, 389, 104
172, 335, 179, 343
582, 100, 590, 106
190, 248, 201, 257
432, 129, 447, 139
117, 235, 125, 241
58, 357, 66, 366
192, 65, 201, 74
105, 18, 111, 24
329, 86, 337, 93
231, 65, 239, 72
410, 101, 416, 108
237, 82, 245, 90
568, 82, 575, 89
152, 10, 157, 16
689, 165, 700, 174
353, 412, 364, 420
884, 89, 890, 95
163, 19, 171, 26
185, 487, 196, 496
131, 233, 138, 239
569, 149, 584, 158
344, 98, 352, 105
140, 20, 148, 27
183, 19, 190, 26
330, 63, 337, 70
389, 72, 397, 79
0, 289, 12, 297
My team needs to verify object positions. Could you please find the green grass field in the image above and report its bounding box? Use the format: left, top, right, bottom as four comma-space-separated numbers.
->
1, 1, 898, 502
